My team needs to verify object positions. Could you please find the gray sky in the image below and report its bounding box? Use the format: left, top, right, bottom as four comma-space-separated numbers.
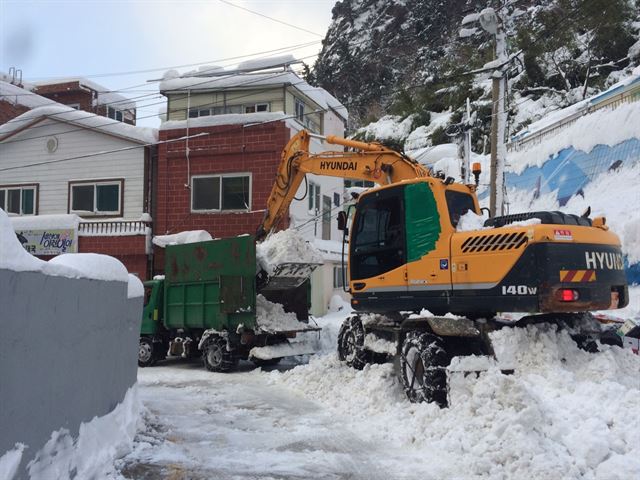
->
0, 0, 336, 126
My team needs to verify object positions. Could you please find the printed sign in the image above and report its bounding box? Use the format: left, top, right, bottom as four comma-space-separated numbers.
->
15, 229, 77, 255
440, 259, 449, 270
554, 229, 573, 241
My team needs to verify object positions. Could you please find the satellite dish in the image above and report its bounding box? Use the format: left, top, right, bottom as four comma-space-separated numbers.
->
479, 8, 498, 34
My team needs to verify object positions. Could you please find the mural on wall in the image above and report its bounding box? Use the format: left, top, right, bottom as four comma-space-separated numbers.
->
504, 137, 640, 283
505, 138, 640, 206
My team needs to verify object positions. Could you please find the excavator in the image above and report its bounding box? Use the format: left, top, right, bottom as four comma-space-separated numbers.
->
257, 130, 630, 407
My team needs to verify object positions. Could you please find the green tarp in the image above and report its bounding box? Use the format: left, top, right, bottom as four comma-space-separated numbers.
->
404, 182, 441, 262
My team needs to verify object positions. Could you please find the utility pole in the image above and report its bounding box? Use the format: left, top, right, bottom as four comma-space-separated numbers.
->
462, 6, 509, 216
488, 12, 508, 217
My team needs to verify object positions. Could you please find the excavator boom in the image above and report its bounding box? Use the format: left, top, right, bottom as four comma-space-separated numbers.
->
256, 130, 430, 241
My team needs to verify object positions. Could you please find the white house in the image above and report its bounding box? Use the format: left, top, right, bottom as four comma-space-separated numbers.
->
0, 104, 157, 278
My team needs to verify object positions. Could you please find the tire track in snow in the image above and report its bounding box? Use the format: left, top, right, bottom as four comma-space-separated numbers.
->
120, 361, 390, 480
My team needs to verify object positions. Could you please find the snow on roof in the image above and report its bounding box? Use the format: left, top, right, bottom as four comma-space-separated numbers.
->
160, 111, 286, 131
508, 100, 640, 174
0, 105, 157, 144
160, 70, 347, 121
236, 54, 297, 72
33, 77, 136, 110
0, 79, 57, 109
11, 214, 80, 231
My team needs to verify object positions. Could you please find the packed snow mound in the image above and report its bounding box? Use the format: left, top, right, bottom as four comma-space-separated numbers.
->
153, 230, 213, 247
269, 323, 640, 480
26, 384, 139, 480
256, 229, 322, 276
255, 295, 309, 333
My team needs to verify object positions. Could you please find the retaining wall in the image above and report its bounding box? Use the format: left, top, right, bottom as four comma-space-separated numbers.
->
0, 268, 141, 479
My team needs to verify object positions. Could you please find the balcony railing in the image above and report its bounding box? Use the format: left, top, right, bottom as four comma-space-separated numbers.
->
78, 220, 149, 236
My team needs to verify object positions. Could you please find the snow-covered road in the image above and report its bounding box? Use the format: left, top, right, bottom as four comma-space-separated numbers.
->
118, 295, 640, 480
119, 360, 399, 480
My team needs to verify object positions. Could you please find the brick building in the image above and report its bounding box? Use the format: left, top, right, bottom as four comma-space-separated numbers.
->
155, 60, 350, 313
34, 78, 137, 125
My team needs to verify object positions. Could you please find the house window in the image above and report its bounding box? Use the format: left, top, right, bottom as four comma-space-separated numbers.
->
67, 103, 81, 110
245, 103, 270, 113
333, 192, 341, 207
0, 185, 37, 215
69, 180, 122, 215
191, 174, 251, 212
107, 106, 124, 122
295, 98, 305, 122
333, 266, 344, 289
308, 182, 320, 213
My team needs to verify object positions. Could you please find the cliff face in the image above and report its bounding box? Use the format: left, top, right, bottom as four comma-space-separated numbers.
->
311, 0, 640, 148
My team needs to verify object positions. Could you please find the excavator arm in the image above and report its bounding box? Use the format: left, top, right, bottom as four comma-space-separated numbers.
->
256, 130, 430, 241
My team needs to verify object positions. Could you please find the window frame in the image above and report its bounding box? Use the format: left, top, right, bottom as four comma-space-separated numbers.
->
308, 182, 320, 214
294, 97, 305, 122
68, 179, 124, 216
107, 106, 124, 122
190, 173, 252, 213
0, 183, 38, 216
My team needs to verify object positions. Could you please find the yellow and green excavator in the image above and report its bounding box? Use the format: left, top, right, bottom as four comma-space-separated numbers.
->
257, 130, 630, 407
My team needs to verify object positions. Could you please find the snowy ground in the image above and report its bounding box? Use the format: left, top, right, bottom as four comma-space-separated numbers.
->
118, 292, 640, 480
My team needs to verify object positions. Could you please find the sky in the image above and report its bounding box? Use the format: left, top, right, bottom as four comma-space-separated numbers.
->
0, 0, 337, 127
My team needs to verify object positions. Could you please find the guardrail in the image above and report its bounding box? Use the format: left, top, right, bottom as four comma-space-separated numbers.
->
508, 80, 640, 153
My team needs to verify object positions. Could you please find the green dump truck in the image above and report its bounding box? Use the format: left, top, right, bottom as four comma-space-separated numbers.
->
139, 235, 320, 371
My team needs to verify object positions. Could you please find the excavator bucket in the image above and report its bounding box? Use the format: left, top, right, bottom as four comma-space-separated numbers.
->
257, 262, 321, 321
259, 262, 320, 291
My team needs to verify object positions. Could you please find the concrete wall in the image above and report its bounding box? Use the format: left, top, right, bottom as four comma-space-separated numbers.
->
0, 268, 141, 479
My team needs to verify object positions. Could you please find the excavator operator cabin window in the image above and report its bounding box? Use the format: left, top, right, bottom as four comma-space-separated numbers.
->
445, 190, 476, 228
350, 188, 405, 280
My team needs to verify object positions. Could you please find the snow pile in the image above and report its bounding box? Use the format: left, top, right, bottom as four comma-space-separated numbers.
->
0, 444, 26, 480
269, 323, 640, 479
26, 384, 140, 480
48, 253, 129, 283
152, 230, 212, 247
256, 229, 322, 276
255, 295, 309, 333
508, 101, 640, 174
0, 209, 131, 286
127, 274, 144, 299
456, 210, 486, 232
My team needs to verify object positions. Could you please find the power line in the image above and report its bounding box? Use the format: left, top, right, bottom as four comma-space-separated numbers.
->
0, 42, 321, 131
218, 0, 323, 37
25, 40, 321, 81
